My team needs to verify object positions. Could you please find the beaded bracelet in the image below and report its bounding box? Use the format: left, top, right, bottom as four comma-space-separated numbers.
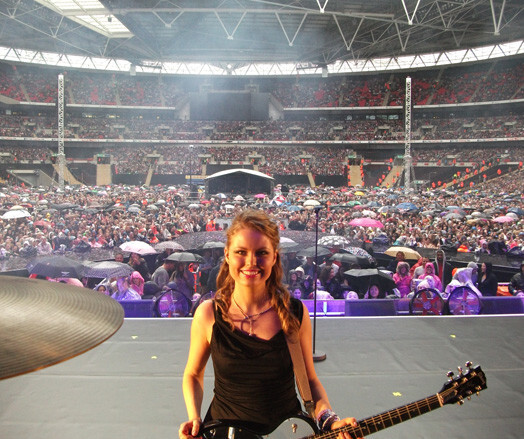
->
317, 408, 340, 432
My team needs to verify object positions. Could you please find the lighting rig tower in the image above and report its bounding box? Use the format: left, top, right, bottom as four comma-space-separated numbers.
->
57, 74, 65, 191
404, 76, 415, 193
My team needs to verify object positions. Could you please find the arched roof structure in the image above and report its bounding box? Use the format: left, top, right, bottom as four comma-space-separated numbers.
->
0, 0, 522, 74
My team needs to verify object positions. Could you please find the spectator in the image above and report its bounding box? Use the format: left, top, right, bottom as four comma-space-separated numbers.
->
508, 262, 524, 296
477, 262, 498, 296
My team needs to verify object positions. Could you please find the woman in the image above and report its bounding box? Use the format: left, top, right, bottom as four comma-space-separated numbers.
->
170, 262, 195, 300
392, 261, 412, 298
419, 263, 443, 292
111, 276, 141, 300
287, 270, 306, 299
364, 284, 386, 299
179, 210, 360, 439
129, 270, 145, 297
477, 262, 498, 296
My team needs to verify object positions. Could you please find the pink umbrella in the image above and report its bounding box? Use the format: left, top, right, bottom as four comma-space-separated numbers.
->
254, 193, 266, 199
492, 216, 514, 223
349, 218, 384, 228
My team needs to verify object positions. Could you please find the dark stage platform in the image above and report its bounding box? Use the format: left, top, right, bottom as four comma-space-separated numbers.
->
1, 315, 523, 439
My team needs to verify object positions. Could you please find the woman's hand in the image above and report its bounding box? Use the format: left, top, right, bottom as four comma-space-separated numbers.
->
179, 418, 202, 439
331, 417, 364, 439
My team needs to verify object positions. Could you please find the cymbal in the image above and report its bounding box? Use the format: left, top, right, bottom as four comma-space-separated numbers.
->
0, 277, 124, 380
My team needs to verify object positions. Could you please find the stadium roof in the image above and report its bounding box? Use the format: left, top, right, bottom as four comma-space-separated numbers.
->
0, 0, 523, 75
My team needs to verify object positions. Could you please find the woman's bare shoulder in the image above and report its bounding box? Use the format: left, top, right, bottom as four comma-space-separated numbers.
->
193, 299, 216, 325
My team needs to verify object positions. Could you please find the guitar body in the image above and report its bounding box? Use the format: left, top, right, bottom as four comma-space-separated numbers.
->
201, 414, 317, 439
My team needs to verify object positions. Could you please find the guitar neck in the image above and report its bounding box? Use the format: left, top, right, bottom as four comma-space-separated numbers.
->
322, 394, 442, 439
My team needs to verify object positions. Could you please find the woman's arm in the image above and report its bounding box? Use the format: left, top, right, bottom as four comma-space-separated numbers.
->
180, 301, 213, 438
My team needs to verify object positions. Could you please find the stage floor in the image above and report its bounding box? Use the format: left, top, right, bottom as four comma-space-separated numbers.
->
1, 315, 523, 439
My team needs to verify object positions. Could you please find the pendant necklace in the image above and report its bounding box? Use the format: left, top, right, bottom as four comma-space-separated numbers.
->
232, 295, 272, 337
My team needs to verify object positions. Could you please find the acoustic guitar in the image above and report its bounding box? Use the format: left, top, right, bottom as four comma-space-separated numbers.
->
201, 362, 486, 439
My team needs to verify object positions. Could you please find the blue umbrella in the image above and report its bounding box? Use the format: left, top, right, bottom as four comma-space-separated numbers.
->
396, 202, 418, 210
508, 207, 524, 216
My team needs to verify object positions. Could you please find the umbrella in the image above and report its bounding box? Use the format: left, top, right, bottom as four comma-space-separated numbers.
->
279, 237, 299, 249
27, 255, 86, 279
303, 199, 320, 208
154, 241, 185, 252
234, 195, 245, 201
84, 261, 134, 279
342, 246, 375, 265
384, 246, 421, 260
198, 241, 226, 250
348, 218, 384, 228
119, 241, 157, 255
52, 277, 85, 287
2, 209, 31, 219
492, 216, 514, 223
318, 235, 351, 247
354, 191, 366, 196
174, 231, 226, 250
166, 252, 203, 263
127, 206, 141, 213
254, 193, 266, 199
396, 202, 418, 211
343, 268, 396, 294
296, 246, 332, 258
287, 205, 302, 212
442, 212, 465, 220
508, 207, 524, 216
360, 209, 377, 218
329, 252, 368, 267
280, 230, 322, 249
33, 220, 51, 227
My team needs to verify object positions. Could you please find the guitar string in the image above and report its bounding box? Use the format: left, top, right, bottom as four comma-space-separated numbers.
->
312, 391, 453, 439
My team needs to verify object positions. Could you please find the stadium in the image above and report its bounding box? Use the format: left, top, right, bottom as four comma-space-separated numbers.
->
0, 1, 523, 438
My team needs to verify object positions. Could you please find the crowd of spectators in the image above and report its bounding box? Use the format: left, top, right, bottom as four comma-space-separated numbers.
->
1, 59, 522, 108
0, 114, 522, 143
0, 169, 522, 302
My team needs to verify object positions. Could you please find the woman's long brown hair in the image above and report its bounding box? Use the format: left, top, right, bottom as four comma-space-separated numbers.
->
214, 209, 300, 336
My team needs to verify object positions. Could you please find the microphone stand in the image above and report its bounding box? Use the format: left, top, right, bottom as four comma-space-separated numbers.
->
312, 205, 326, 362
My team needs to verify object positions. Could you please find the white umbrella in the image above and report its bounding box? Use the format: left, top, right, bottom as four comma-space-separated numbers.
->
303, 199, 320, 208
2, 209, 31, 219
318, 235, 350, 247
119, 241, 157, 255
234, 195, 245, 201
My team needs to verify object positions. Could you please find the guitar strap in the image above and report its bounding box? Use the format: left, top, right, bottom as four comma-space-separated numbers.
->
286, 336, 316, 420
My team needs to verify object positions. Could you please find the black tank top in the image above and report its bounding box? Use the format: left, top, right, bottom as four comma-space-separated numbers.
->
204, 298, 303, 434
